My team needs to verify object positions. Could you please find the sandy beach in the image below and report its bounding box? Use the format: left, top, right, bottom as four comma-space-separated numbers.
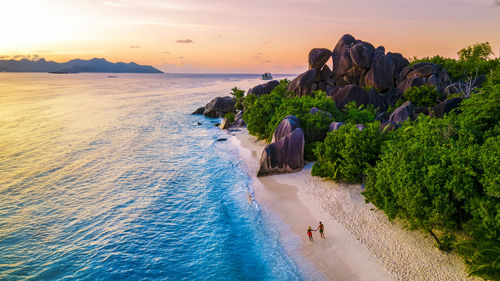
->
232, 128, 477, 281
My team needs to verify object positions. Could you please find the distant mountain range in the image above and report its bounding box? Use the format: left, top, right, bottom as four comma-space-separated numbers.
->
0, 58, 163, 73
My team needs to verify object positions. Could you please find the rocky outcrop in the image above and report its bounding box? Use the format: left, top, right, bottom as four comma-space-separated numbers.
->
192, 106, 205, 115
364, 54, 396, 92
431, 98, 462, 118
330, 34, 408, 89
232, 111, 246, 127
332, 34, 356, 85
247, 80, 280, 96
380, 88, 403, 109
398, 63, 450, 93
203, 96, 235, 118
257, 127, 305, 177
272, 115, 301, 143
328, 122, 345, 131
309, 107, 333, 118
388, 101, 414, 126
356, 124, 366, 131
288, 69, 316, 97
309, 48, 332, 71
332, 85, 384, 110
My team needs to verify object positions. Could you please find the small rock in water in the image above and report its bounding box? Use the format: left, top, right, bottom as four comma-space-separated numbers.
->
196, 122, 202, 125
216, 138, 227, 141
214, 123, 220, 127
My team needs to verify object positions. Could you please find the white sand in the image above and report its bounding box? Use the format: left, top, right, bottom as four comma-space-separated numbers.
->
231, 128, 477, 281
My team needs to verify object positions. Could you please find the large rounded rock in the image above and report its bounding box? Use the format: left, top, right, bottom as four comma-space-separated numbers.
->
344, 66, 367, 85
333, 85, 384, 110
332, 34, 356, 85
364, 54, 396, 92
257, 128, 305, 177
398, 75, 424, 93
288, 69, 316, 97
431, 98, 462, 118
386, 52, 409, 74
388, 101, 414, 126
203, 96, 235, 117
247, 80, 280, 96
349, 41, 375, 68
272, 115, 301, 143
381, 88, 403, 109
409, 63, 440, 77
309, 48, 332, 71
191, 106, 205, 115
371, 46, 385, 65
321, 65, 333, 80
328, 122, 346, 132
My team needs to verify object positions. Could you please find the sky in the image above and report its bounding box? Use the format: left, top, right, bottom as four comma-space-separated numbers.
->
0, 0, 499, 73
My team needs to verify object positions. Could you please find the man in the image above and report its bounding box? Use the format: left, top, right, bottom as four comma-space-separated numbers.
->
316, 222, 325, 239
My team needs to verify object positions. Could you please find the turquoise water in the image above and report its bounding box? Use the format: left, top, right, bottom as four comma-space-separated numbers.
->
0, 73, 315, 280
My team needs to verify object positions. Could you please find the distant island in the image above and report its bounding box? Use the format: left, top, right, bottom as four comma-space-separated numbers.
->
0, 58, 163, 73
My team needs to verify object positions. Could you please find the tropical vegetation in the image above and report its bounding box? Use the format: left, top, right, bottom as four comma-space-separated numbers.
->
239, 42, 499, 280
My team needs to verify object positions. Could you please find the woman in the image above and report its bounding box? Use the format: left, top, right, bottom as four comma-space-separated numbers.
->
307, 226, 314, 242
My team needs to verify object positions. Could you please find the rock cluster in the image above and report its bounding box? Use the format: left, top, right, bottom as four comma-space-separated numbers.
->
247, 80, 280, 96
258, 116, 305, 176
192, 34, 468, 177
397, 62, 450, 93
287, 33, 463, 128
192, 96, 235, 118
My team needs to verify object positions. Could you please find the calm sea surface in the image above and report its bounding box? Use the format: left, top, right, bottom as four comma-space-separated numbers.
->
0, 73, 320, 280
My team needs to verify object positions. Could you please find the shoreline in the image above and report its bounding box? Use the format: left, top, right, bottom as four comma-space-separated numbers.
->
231, 128, 476, 281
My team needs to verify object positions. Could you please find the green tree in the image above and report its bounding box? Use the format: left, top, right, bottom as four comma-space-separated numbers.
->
458, 42, 493, 62
403, 85, 442, 107
230, 87, 245, 110
312, 122, 383, 183
341, 102, 377, 124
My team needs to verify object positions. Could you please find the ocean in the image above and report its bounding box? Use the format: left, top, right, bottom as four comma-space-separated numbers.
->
0, 73, 317, 280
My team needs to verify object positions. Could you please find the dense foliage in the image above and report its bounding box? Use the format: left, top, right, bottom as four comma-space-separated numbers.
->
411, 42, 499, 82
342, 102, 377, 124
224, 112, 235, 122
362, 70, 500, 280
242, 91, 284, 139
243, 82, 379, 160
312, 122, 383, 183
268, 91, 340, 142
403, 85, 442, 107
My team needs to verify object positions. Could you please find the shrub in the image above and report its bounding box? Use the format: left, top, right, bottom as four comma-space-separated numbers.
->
268, 90, 340, 143
386, 98, 405, 114
304, 141, 321, 161
242, 92, 283, 139
224, 112, 235, 123
341, 101, 377, 124
411, 42, 500, 82
403, 85, 442, 107
312, 122, 383, 183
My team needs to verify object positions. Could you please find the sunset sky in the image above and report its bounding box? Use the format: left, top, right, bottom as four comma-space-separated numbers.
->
1, 0, 499, 73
